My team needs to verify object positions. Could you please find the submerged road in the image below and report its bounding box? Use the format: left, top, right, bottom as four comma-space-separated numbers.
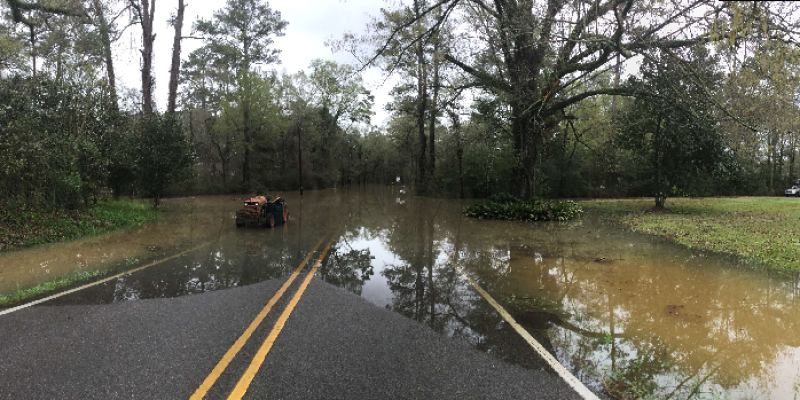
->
0, 235, 595, 400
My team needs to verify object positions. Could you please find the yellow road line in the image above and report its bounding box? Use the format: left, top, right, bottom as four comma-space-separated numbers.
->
190, 235, 328, 400
446, 254, 600, 400
0, 241, 214, 317
226, 235, 336, 400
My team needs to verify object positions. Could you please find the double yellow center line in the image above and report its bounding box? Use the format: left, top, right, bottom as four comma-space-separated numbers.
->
190, 234, 336, 400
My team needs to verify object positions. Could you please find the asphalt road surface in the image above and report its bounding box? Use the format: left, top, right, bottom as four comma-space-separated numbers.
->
0, 270, 588, 399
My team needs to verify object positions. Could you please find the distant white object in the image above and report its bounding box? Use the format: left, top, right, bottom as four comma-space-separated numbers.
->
399, 189, 406, 195
534, 253, 543, 263
396, 176, 400, 182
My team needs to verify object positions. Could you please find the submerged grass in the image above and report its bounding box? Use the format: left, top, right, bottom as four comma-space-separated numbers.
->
0, 269, 109, 306
0, 199, 157, 305
0, 199, 156, 251
584, 197, 800, 271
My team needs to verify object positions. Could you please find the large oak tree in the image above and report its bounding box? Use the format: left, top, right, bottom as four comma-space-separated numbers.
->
360, 0, 800, 198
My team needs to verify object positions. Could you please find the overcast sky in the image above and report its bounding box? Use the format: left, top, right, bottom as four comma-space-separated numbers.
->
114, 0, 393, 125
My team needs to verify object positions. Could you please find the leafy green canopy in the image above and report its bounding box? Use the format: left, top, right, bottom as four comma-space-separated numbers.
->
617, 47, 726, 208
0, 76, 116, 208
193, 0, 287, 73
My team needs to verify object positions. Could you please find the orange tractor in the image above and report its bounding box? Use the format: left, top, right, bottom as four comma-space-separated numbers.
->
235, 195, 288, 228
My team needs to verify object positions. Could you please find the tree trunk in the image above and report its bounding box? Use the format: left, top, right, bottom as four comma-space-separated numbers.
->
132, 0, 156, 113
428, 58, 439, 190
92, 0, 118, 111
413, 0, 428, 196
511, 101, 541, 200
654, 115, 665, 209
790, 132, 797, 186
241, 73, 252, 192
428, 9, 441, 189
167, 0, 185, 114
448, 110, 465, 198
297, 120, 304, 195
28, 26, 36, 79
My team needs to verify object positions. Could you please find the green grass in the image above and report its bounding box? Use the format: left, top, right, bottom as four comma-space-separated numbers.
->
584, 197, 800, 271
0, 199, 157, 251
0, 269, 109, 306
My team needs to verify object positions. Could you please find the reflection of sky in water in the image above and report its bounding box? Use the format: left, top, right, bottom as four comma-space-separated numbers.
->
344, 230, 395, 309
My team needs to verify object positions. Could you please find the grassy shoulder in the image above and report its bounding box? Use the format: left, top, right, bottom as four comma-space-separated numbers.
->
0, 199, 157, 251
0, 269, 108, 305
0, 199, 157, 305
583, 197, 800, 271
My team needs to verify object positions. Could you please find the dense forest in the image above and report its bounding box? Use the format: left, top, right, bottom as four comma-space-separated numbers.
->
2, 0, 800, 210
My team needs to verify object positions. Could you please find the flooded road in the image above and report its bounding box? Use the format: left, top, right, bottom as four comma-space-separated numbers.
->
2, 188, 800, 399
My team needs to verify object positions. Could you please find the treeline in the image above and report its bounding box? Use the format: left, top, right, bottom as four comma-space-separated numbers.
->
3, 0, 800, 212
0, 76, 192, 208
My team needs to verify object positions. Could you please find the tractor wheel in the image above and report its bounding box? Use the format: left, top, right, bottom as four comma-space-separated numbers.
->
267, 213, 275, 228
236, 219, 244, 228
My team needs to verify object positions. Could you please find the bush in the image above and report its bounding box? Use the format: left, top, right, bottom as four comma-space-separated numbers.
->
464, 194, 582, 221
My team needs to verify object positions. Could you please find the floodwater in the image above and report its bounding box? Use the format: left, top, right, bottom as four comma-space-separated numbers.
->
2, 188, 800, 399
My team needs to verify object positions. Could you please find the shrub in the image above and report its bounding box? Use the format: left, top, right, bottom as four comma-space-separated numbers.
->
464, 194, 582, 221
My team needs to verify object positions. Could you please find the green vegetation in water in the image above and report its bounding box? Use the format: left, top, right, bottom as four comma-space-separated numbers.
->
584, 197, 800, 271
0, 269, 108, 306
503, 294, 558, 312
0, 199, 157, 251
602, 361, 660, 400
464, 194, 582, 221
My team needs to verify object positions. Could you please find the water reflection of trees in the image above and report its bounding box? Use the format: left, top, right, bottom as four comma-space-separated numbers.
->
318, 188, 800, 399
320, 193, 559, 371
106, 235, 299, 301
502, 248, 800, 399
318, 242, 374, 296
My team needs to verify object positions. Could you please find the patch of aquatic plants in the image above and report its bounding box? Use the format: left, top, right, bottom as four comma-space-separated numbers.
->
464, 194, 582, 221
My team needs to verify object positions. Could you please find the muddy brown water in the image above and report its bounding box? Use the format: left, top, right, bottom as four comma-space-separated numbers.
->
2, 188, 800, 399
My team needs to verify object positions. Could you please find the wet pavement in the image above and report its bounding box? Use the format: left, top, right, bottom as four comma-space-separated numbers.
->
0, 277, 584, 400
2, 188, 800, 399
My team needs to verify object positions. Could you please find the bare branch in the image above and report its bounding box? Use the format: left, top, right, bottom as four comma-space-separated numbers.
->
443, 53, 511, 92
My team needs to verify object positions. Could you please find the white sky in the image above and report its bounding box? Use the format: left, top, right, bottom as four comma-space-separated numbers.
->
114, 0, 394, 125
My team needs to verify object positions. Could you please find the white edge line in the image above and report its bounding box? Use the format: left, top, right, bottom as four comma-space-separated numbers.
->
0, 241, 213, 317
447, 254, 600, 400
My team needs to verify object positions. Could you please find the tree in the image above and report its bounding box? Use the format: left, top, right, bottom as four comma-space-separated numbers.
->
340, 1, 454, 195
294, 59, 373, 185
193, 0, 287, 191
617, 47, 724, 208
90, 0, 119, 110
128, 0, 155, 112
3, 0, 87, 27
167, 0, 185, 114
356, 0, 800, 199
136, 114, 193, 207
